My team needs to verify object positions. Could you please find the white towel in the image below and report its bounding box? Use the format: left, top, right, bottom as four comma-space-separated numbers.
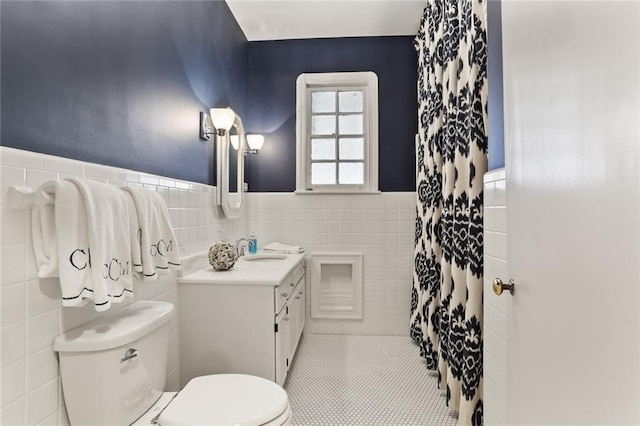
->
263, 242, 305, 254
30, 179, 133, 311
121, 186, 181, 280
31, 199, 58, 278
123, 192, 143, 277
53, 180, 94, 308
67, 178, 134, 311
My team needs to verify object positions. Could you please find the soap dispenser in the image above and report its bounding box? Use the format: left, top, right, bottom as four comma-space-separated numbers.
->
248, 231, 257, 254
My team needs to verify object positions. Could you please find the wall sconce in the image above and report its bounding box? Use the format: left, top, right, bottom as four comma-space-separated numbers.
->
199, 107, 236, 140
230, 134, 240, 150
210, 108, 236, 135
246, 134, 264, 155
229, 134, 264, 155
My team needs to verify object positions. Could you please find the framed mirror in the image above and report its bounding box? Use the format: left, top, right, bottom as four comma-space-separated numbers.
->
216, 111, 245, 219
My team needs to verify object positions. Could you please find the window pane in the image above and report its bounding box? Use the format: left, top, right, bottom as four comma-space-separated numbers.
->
311, 163, 336, 185
339, 138, 364, 160
339, 91, 363, 112
312, 91, 336, 113
312, 115, 335, 135
311, 138, 336, 160
339, 162, 364, 185
338, 114, 363, 135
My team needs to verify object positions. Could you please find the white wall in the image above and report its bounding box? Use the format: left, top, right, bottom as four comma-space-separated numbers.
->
0, 147, 247, 425
483, 169, 507, 426
245, 192, 415, 336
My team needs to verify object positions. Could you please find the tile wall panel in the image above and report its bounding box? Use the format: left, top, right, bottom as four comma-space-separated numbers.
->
0, 147, 247, 425
0, 146, 417, 423
245, 192, 415, 336
483, 168, 508, 426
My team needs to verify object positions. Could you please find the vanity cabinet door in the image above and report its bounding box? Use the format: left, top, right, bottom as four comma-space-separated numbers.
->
274, 263, 306, 385
275, 308, 288, 386
287, 300, 298, 366
287, 280, 304, 364
296, 281, 305, 341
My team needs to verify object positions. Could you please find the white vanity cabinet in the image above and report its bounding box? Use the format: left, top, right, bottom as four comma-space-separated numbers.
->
178, 254, 305, 387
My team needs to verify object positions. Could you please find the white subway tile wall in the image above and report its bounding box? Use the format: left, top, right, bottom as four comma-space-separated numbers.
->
245, 192, 415, 336
483, 168, 508, 426
0, 147, 247, 425
0, 146, 416, 424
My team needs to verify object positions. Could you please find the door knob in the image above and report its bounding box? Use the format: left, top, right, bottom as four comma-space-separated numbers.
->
493, 278, 515, 296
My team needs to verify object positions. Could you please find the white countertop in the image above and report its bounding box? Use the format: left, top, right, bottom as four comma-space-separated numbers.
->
178, 252, 305, 286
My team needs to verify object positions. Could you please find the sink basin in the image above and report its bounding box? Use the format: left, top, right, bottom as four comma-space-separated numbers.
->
242, 254, 287, 262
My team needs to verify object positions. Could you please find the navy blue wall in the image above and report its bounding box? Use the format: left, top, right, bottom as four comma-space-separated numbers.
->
488, 0, 505, 170
1, 1, 247, 185
244, 37, 417, 192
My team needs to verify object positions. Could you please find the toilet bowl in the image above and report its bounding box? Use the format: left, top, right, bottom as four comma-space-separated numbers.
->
53, 301, 291, 426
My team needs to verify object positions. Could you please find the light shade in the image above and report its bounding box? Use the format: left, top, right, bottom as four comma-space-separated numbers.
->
210, 108, 236, 132
229, 135, 240, 150
247, 134, 265, 151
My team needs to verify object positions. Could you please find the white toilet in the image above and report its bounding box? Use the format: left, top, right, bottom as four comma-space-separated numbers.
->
53, 301, 292, 425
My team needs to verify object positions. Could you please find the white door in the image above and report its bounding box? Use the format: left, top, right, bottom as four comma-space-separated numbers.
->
287, 280, 305, 362
287, 303, 295, 361
297, 279, 306, 339
275, 308, 288, 386
499, 1, 640, 424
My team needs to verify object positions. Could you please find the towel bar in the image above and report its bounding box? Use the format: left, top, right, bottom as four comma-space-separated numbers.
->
7, 185, 55, 209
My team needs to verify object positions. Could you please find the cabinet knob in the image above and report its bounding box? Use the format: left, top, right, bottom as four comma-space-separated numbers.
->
298, 291, 302, 295
284, 316, 290, 321
289, 283, 295, 287
295, 296, 301, 300
281, 292, 288, 297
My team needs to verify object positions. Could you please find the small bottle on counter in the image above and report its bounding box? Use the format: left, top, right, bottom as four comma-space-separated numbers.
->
248, 231, 257, 254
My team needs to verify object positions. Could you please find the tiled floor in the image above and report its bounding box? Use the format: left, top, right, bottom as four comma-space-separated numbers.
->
284, 334, 459, 426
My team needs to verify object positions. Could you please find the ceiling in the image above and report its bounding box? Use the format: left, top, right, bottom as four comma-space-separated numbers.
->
225, 0, 426, 41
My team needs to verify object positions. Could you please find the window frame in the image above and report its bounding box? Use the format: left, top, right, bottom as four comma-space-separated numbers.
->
295, 72, 379, 194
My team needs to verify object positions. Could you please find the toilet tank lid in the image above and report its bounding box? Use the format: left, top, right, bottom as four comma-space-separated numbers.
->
53, 301, 174, 352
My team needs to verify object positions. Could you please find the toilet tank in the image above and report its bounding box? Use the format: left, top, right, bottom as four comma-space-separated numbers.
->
54, 301, 174, 426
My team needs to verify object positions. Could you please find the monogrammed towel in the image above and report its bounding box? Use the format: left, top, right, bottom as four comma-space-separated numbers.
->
29, 179, 133, 311
67, 178, 133, 311
53, 180, 94, 308
120, 186, 181, 280
123, 191, 143, 277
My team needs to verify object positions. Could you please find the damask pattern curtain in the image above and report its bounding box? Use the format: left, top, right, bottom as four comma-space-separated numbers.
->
410, 1, 488, 425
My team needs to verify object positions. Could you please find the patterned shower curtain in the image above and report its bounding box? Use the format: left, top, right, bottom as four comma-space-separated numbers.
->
410, 1, 488, 425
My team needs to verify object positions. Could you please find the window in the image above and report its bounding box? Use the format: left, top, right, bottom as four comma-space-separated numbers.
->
296, 72, 379, 193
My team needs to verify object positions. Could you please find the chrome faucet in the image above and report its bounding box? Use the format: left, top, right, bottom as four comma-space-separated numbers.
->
236, 238, 249, 257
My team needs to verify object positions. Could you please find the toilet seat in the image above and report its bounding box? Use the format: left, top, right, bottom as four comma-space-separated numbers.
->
158, 374, 290, 426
